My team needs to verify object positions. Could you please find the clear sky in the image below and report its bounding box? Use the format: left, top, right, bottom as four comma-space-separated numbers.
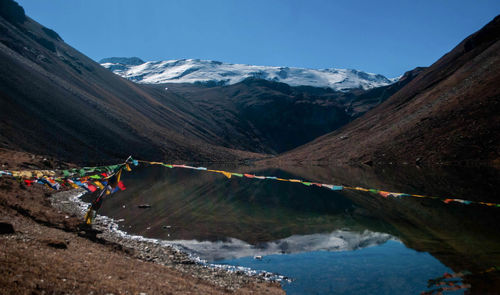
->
16, 0, 500, 78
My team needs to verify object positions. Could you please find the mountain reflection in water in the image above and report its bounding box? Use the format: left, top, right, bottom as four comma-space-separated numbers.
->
170, 230, 393, 261
88, 164, 500, 294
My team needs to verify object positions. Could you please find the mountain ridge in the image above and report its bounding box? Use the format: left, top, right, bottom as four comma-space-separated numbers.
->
101, 57, 395, 91
273, 15, 500, 166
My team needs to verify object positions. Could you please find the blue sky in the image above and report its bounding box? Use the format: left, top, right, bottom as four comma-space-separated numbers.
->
16, 0, 500, 77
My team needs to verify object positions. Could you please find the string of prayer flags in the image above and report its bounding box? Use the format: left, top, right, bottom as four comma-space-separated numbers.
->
3, 156, 499, 209
139, 160, 500, 209
1, 157, 136, 198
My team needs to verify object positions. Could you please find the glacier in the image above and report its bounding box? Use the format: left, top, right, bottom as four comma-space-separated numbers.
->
101, 58, 395, 91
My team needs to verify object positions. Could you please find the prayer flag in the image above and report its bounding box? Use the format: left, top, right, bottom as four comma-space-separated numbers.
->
24, 179, 34, 186
86, 183, 97, 192
93, 181, 104, 189
221, 171, 232, 179
379, 191, 391, 198
117, 181, 126, 191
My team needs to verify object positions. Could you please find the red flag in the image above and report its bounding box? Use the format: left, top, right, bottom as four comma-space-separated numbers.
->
117, 181, 126, 191
86, 183, 97, 192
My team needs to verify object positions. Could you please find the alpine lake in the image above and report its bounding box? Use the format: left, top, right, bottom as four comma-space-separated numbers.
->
83, 164, 500, 294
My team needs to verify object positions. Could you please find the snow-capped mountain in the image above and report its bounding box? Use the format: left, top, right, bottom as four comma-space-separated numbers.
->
100, 58, 394, 91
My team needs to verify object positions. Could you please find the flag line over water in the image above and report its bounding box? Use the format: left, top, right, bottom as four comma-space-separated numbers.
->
1, 157, 499, 209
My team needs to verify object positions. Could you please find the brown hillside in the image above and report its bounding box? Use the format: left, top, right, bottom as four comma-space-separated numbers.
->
275, 15, 500, 166
0, 8, 264, 164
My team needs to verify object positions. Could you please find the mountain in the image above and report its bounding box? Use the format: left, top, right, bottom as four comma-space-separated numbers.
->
100, 58, 394, 91
0, 1, 267, 164
99, 57, 144, 66
275, 15, 500, 166
161, 74, 421, 154
0, 0, 414, 161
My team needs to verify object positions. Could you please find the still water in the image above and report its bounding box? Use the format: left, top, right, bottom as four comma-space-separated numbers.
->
87, 164, 500, 294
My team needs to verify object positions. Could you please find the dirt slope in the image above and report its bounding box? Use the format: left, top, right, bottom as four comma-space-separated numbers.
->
0, 3, 263, 164
0, 148, 284, 294
276, 15, 500, 166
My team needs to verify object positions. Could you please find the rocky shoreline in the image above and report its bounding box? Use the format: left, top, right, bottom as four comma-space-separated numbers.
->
50, 189, 287, 291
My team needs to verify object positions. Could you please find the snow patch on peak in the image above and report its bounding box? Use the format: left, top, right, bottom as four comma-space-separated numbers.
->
101, 58, 394, 91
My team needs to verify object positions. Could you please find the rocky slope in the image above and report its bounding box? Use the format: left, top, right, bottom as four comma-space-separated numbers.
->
0, 148, 284, 294
276, 15, 500, 166
0, 3, 265, 164
0, 1, 411, 160
162, 76, 420, 153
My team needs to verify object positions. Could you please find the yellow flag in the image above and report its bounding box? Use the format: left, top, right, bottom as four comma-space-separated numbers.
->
93, 181, 104, 189
221, 171, 232, 179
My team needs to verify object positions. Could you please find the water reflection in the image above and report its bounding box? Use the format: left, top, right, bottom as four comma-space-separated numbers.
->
171, 230, 392, 261
88, 164, 500, 294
